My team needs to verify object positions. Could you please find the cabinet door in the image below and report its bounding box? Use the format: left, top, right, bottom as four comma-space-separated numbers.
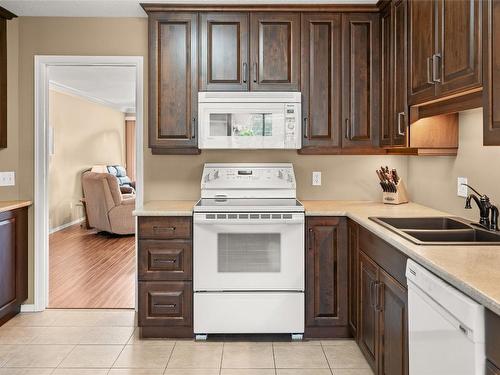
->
378, 269, 408, 375
436, 0, 481, 96
487, 361, 500, 375
250, 12, 300, 91
200, 13, 249, 91
358, 251, 379, 371
0, 18, 6, 148
392, 0, 409, 147
347, 220, 359, 337
342, 13, 381, 149
0, 216, 16, 311
148, 12, 199, 154
301, 13, 342, 151
380, 6, 392, 147
305, 217, 348, 337
408, 0, 437, 104
483, 0, 500, 145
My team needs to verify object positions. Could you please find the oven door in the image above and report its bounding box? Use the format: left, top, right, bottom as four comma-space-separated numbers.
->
193, 212, 304, 291
198, 102, 293, 149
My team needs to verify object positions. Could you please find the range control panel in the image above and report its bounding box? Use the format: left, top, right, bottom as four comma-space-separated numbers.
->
200, 163, 297, 198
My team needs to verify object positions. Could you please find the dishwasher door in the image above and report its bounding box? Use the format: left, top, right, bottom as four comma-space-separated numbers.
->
406, 260, 485, 375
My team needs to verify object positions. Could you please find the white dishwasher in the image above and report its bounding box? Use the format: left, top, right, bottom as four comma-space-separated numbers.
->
406, 259, 485, 375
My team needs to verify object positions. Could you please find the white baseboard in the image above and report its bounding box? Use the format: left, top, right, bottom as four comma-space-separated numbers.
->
49, 218, 84, 234
20, 304, 37, 313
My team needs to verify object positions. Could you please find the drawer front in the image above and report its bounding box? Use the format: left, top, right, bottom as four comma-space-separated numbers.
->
138, 217, 192, 240
138, 281, 192, 327
138, 240, 192, 281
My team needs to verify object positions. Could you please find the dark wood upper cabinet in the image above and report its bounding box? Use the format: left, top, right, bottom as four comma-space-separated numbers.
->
436, 0, 481, 96
347, 219, 359, 337
200, 13, 249, 91
0, 7, 16, 149
483, 0, 500, 145
301, 13, 342, 152
148, 12, 200, 155
358, 250, 379, 371
378, 268, 408, 375
250, 12, 300, 91
305, 217, 349, 338
342, 13, 381, 149
380, 5, 392, 147
408, 0, 481, 106
408, 0, 437, 105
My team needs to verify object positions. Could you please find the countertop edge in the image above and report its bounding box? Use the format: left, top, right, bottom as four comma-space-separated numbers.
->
0, 200, 33, 214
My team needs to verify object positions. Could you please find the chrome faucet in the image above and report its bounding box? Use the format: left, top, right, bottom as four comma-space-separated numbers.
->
463, 184, 499, 231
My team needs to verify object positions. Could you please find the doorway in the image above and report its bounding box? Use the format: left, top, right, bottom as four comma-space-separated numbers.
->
34, 56, 144, 312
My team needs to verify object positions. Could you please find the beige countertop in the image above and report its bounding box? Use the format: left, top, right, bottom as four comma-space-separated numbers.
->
0, 200, 32, 214
135, 199, 500, 315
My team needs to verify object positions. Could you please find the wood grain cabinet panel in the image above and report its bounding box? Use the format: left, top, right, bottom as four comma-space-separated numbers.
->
0, 208, 28, 327
436, 0, 482, 96
347, 219, 359, 337
486, 308, 500, 371
378, 269, 408, 375
148, 12, 199, 154
380, 5, 392, 147
250, 12, 300, 91
305, 217, 349, 338
0, 7, 16, 149
483, 0, 500, 145
301, 13, 342, 152
342, 13, 380, 149
138, 240, 192, 281
358, 251, 379, 371
200, 13, 249, 91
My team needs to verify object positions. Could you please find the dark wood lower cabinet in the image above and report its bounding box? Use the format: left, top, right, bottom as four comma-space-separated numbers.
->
347, 219, 359, 337
486, 308, 500, 373
0, 207, 28, 326
138, 216, 193, 338
305, 217, 349, 338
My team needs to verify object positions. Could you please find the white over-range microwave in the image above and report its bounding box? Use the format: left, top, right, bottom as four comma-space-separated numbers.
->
198, 92, 302, 149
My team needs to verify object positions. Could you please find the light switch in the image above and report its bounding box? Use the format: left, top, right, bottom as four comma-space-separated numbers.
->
312, 171, 321, 186
457, 177, 468, 197
0, 171, 15, 187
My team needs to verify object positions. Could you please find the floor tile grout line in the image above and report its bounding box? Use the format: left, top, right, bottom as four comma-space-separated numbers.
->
219, 341, 225, 375
163, 339, 177, 374
51, 343, 78, 369
320, 341, 335, 372
271, 341, 277, 374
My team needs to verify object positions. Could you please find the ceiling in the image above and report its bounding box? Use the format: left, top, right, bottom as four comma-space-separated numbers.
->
0, 0, 377, 17
48, 65, 136, 113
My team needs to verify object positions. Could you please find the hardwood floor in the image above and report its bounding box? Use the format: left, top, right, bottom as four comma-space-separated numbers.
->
49, 224, 135, 309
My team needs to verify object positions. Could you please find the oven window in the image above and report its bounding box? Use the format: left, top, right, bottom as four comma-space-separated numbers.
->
209, 113, 273, 137
217, 233, 281, 272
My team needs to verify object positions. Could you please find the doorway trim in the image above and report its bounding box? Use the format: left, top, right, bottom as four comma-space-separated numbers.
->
33, 56, 144, 312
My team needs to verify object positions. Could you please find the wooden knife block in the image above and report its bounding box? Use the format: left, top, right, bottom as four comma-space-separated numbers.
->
382, 180, 409, 205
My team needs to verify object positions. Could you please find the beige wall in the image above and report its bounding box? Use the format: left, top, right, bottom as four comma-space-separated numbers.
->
408, 108, 500, 221
0, 19, 19, 200
48, 89, 125, 230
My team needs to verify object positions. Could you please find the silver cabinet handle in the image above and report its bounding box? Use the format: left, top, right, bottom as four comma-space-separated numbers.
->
304, 117, 308, 138
152, 226, 176, 232
154, 303, 176, 309
345, 118, 351, 140
243, 62, 248, 83
192, 117, 197, 139
153, 259, 176, 264
370, 281, 376, 308
432, 53, 441, 83
397, 112, 405, 136
253, 62, 258, 83
427, 56, 433, 84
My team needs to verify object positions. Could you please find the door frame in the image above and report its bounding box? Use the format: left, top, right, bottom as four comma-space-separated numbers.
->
33, 55, 144, 312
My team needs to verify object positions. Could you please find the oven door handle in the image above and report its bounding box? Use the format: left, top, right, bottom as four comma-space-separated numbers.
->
193, 217, 305, 225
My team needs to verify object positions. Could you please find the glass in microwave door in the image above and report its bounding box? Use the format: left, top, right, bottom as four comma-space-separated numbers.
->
209, 113, 273, 137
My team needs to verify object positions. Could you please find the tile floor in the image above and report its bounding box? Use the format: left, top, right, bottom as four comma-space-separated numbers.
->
0, 309, 373, 375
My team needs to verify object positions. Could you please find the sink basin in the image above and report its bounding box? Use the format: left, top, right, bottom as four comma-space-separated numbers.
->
373, 216, 470, 230
369, 216, 500, 245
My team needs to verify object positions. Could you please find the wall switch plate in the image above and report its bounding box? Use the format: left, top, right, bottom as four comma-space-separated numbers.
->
0, 171, 15, 187
312, 171, 322, 186
457, 177, 468, 197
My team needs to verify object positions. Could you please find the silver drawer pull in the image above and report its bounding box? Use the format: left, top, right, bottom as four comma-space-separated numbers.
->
152, 226, 176, 232
154, 303, 176, 309
154, 259, 176, 264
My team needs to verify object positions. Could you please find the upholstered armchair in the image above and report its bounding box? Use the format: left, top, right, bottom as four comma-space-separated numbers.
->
81, 171, 135, 235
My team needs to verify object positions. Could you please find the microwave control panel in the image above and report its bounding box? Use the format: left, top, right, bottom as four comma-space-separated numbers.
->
284, 103, 300, 148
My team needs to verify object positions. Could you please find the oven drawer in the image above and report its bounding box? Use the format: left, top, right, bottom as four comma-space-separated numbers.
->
194, 292, 304, 334
138, 281, 192, 327
138, 217, 192, 240
138, 240, 192, 281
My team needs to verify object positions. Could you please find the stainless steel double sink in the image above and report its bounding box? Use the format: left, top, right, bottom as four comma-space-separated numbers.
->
369, 216, 500, 245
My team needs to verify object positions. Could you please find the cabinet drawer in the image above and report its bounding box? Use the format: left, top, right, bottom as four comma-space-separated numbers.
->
138, 281, 192, 327
138, 240, 192, 281
138, 217, 191, 240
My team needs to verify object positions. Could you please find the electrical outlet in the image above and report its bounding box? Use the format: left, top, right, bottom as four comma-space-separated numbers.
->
312, 171, 322, 186
0, 171, 15, 187
457, 177, 468, 197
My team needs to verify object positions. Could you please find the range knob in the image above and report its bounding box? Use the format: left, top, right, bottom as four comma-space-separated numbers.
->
214, 170, 220, 179
278, 170, 284, 179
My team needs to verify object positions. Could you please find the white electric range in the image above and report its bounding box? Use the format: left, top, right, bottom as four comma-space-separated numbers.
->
193, 163, 305, 340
